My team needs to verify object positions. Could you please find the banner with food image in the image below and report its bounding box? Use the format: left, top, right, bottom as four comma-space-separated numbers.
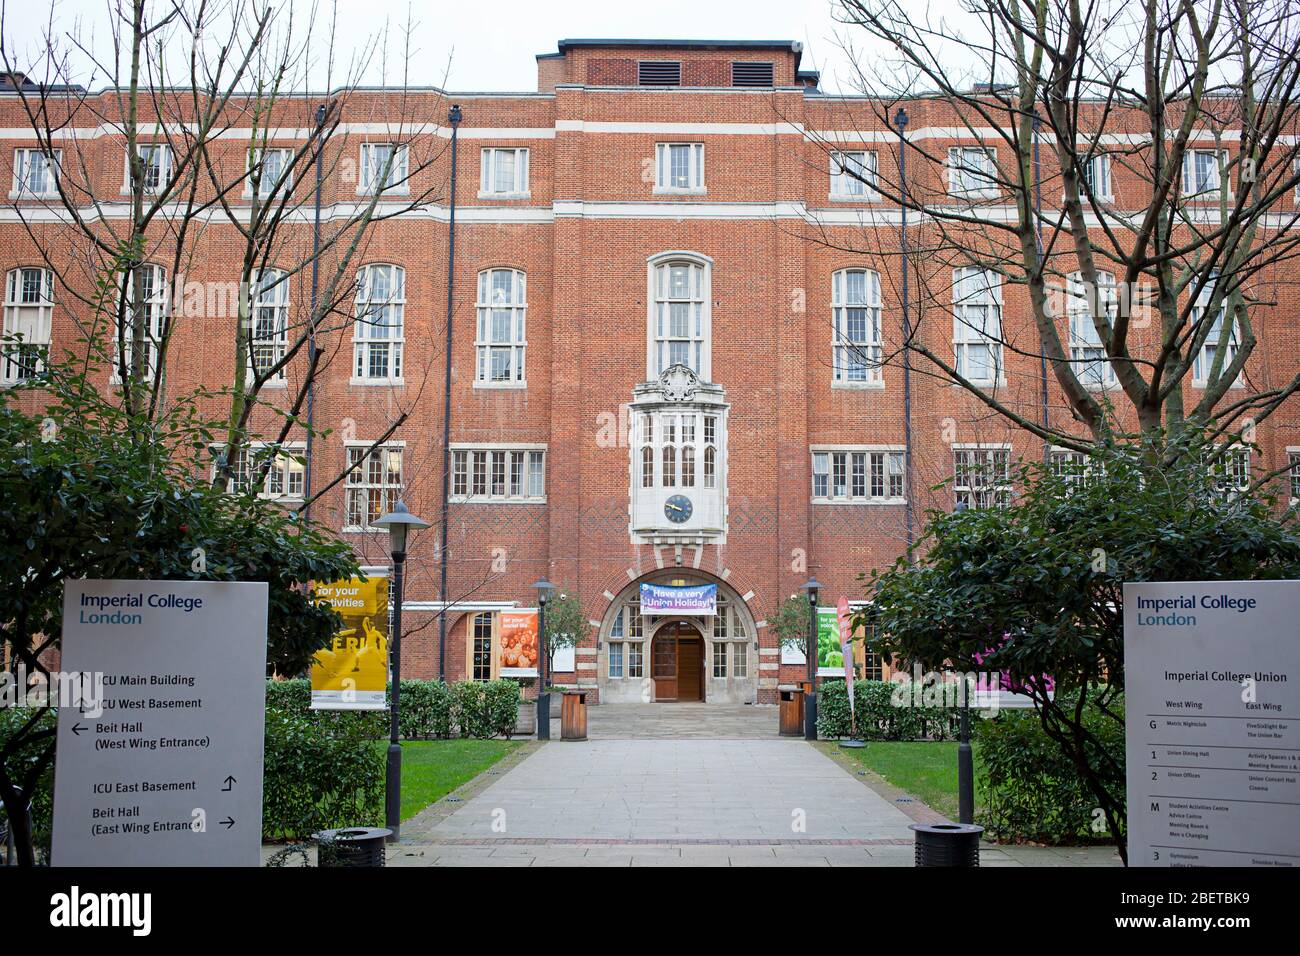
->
498, 609, 539, 677
310, 576, 389, 710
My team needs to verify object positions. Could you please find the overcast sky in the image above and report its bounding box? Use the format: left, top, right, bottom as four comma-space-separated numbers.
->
0, 0, 947, 95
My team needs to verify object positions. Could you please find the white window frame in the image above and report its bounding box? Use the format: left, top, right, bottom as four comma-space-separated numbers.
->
711, 640, 727, 678
654, 143, 705, 194
358, 142, 409, 195
2, 267, 53, 384
948, 146, 998, 198
732, 640, 748, 679
1181, 148, 1230, 198
811, 446, 907, 504
647, 253, 711, 379
1205, 446, 1250, 499
953, 446, 1012, 510
1190, 276, 1241, 389
344, 443, 404, 531
479, 147, 530, 198
832, 268, 883, 386
11, 148, 60, 197
475, 268, 527, 387
212, 442, 306, 500
1076, 152, 1113, 201
113, 264, 168, 382
450, 444, 547, 503
1048, 447, 1102, 489
249, 268, 289, 384
830, 150, 878, 200
353, 264, 404, 384
953, 267, 1004, 385
1067, 271, 1118, 390
1287, 448, 1300, 506
608, 641, 625, 679
123, 143, 173, 195
245, 146, 294, 199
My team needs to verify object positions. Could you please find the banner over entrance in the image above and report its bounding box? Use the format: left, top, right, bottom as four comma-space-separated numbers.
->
310, 577, 389, 710
639, 582, 717, 616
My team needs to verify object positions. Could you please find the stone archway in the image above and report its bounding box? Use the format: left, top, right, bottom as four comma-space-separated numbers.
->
598, 570, 757, 705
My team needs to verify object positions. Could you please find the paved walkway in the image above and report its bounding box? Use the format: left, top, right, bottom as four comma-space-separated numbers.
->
262, 704, 1123, 867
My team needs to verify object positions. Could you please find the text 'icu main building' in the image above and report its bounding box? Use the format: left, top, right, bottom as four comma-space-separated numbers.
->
4, 39, 1299, 704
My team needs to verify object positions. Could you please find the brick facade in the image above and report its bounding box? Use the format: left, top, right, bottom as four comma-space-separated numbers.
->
3, 39, 1298, 703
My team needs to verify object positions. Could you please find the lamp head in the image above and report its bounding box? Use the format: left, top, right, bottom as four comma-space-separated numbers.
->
371, 500, 430, 554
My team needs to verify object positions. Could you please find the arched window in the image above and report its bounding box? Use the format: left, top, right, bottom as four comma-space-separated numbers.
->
1066, 271, 1117, 389
250, 268, 288, 382
3, 267, 53, 383
648, 253, 711, 379
476, 268, 526, 385
832, 269, 882, 384
354, 264, 404, 382
641, 445, 654, 488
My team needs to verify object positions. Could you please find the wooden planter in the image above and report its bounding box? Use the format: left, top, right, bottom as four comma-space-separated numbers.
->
515, 701, 537, 737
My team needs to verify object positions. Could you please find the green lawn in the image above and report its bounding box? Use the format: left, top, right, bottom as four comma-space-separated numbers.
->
388, 739, 525, 821
835, 741, 977, 821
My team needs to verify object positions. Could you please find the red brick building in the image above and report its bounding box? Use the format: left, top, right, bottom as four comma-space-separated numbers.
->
4, 39, 1298, 703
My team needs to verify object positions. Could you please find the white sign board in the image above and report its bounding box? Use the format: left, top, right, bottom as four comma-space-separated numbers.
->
1124, 580, 1300, 867
52, 580, 268, 866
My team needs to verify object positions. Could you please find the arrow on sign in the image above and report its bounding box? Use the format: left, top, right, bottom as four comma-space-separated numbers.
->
71, 722, 87, 737
219, 817, 235, 829
222, 775, 236, 791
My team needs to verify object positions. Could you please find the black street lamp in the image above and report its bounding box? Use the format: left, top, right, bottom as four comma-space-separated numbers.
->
533, 578, 554, 739
802, 577, 822, 741
372, 500, 429, 843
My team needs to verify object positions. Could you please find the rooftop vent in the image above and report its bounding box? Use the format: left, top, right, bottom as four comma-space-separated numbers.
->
638, 61, 681, 86
731, 61, 775, 87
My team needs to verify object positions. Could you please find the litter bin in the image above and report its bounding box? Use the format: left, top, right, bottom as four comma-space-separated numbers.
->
909, 822, 983, 867
778, 684, 804, 737
561, 690, 588, 740
313, 827, 392, 867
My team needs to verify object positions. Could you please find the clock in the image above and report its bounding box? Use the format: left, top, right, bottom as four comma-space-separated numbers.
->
664, 494, 693, 524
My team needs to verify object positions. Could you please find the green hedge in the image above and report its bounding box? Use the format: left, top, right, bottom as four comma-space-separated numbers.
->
262, 708, 384, 840
815, 679, 963, 741
0, 707, 56, 861
974, 695, 1125, 845
265, 677, 516, 740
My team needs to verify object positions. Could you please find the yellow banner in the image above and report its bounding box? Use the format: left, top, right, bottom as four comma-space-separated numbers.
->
310, 577, 389, 710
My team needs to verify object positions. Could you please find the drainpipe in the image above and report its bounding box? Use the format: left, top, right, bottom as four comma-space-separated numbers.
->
895, 106, 914, 558
1033, 111, 1050, 461
437, 104, 462, 682
303, 101, 329, 517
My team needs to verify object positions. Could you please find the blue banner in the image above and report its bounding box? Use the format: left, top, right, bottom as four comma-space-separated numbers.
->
639, 582, 717, 616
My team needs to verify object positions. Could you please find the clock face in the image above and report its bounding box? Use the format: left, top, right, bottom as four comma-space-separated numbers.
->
664, 494, 693, 524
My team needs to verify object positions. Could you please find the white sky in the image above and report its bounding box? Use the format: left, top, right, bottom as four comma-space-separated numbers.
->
0, 0, 942, 95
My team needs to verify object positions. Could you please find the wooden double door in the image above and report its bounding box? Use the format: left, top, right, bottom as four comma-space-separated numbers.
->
651, 623, 704, 702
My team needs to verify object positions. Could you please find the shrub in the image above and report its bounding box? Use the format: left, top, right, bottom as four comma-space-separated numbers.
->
0, 707, 55, 861
261, 708, 384, 840
452, 679, 520, 739
816, 679, 962, 740
398, 679, 455, 739
974, 693, 1125, 845
266, 677, 516, 740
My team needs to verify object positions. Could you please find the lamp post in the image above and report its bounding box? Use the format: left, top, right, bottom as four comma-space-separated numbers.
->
802, 577, 822, 741
533, 578, 554, 739
372, 500, 430, 843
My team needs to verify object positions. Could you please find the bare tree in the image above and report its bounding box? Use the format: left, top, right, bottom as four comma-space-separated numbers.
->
1, 0, 450, 490
808, 0, 1300, 466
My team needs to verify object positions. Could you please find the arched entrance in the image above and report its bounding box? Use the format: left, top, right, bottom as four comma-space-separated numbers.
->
651, 621, 705, 702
